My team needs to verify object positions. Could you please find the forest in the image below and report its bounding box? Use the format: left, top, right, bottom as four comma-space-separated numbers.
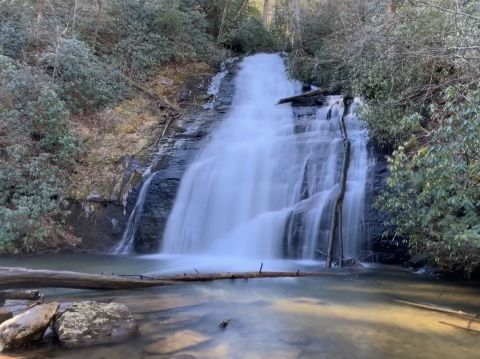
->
1, 0, 479, 277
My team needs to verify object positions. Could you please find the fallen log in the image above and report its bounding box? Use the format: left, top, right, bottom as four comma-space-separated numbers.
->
0, 267, 362, 291
159, 271, 355, 282
395, 299, 480, 322
277, 89, 334, 106
0, 267, 174, 290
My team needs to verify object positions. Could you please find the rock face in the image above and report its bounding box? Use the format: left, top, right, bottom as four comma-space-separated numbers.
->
131, 68, 237, 253
365, 145, 409, 264
0, 302, 59, 352
53, 301, 138, 348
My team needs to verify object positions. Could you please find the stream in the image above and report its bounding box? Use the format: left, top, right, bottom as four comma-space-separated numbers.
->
1, 255, 480, 359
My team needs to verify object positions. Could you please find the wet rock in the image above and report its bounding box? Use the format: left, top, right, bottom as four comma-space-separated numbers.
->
0, 302, 59, 352
53, 301, 138, 348
144, 330, 210, 355
0, 311, 12, 325
1, 301, 29, 317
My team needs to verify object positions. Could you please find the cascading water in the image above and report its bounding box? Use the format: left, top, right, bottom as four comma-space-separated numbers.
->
162, 53, 370, 260
113, 173, 155, 254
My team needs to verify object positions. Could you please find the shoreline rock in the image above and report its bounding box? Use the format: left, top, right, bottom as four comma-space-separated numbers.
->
53, 301, 138, 348
0, 302, 59, 352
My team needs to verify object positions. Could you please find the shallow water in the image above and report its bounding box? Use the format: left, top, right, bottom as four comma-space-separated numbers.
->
1, 256, 479, 359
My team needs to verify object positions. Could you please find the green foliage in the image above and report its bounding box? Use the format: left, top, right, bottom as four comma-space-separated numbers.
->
225, 16, 275, 53
378, 88, 480, 276
41, 38, 125, 113
0, 0, 271, 254
0, 55, 80, 253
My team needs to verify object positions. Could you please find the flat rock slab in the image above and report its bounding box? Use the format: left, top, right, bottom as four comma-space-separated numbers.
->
144, 330, 210, 355
0, 302, 59, 352
53, 301, 138, 348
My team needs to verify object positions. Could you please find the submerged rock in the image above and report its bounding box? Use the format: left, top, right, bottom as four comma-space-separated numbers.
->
53, 301, 138, 348
144, 330, 210, 355
0, 302, 59, 352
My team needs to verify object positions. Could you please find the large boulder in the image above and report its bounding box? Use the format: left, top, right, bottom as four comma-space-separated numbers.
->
53, 301, 138, 348
0, 302, 59, 352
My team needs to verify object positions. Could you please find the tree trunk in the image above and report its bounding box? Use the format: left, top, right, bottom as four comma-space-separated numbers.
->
263, 0, 270, 26
233, 0, 249, 23
0, 267, 361, 291
326, 96, 352, 268
92, 0, 102, 53
291, 0, 302, 49
218, 0, 230, 40
72, 0, 79, 33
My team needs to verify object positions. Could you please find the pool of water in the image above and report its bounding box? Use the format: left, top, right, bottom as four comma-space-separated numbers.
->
1, 255, 479, 359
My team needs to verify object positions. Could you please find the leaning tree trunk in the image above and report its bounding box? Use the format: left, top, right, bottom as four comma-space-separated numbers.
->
326, 96, 352, 268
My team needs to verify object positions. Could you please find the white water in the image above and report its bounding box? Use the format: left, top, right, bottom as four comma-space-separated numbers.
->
113, 174, 155, 254
163, 54, 369, 260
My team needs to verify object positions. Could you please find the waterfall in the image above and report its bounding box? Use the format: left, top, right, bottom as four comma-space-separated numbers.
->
162, 54, 369, 260
113, 173, 155, 254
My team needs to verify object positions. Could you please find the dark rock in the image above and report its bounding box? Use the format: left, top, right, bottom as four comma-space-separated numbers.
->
405, 254, 429, 269
53, 301, 138, 348
365, 145, 409, 264
0, 310, 12, 325
302, 84, 312, 92
0, 302, 59, 352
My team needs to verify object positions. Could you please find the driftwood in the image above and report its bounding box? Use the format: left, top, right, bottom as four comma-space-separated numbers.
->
277, 89, 333, 106
395, 299, 480, 322
0, 267, 360, 291
326, 97, 353, 268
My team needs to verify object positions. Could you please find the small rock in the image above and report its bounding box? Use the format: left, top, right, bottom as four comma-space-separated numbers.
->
144, 330, 210, 355
0, 311, 12, 325
86, 191, 103, 202
53, 301, 138, 348
0, 302, 59, 352
160, 77, 174, 86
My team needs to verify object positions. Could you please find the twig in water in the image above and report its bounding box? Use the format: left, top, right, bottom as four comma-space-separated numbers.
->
218, 319, 231, 329
439, 321, 480, 334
